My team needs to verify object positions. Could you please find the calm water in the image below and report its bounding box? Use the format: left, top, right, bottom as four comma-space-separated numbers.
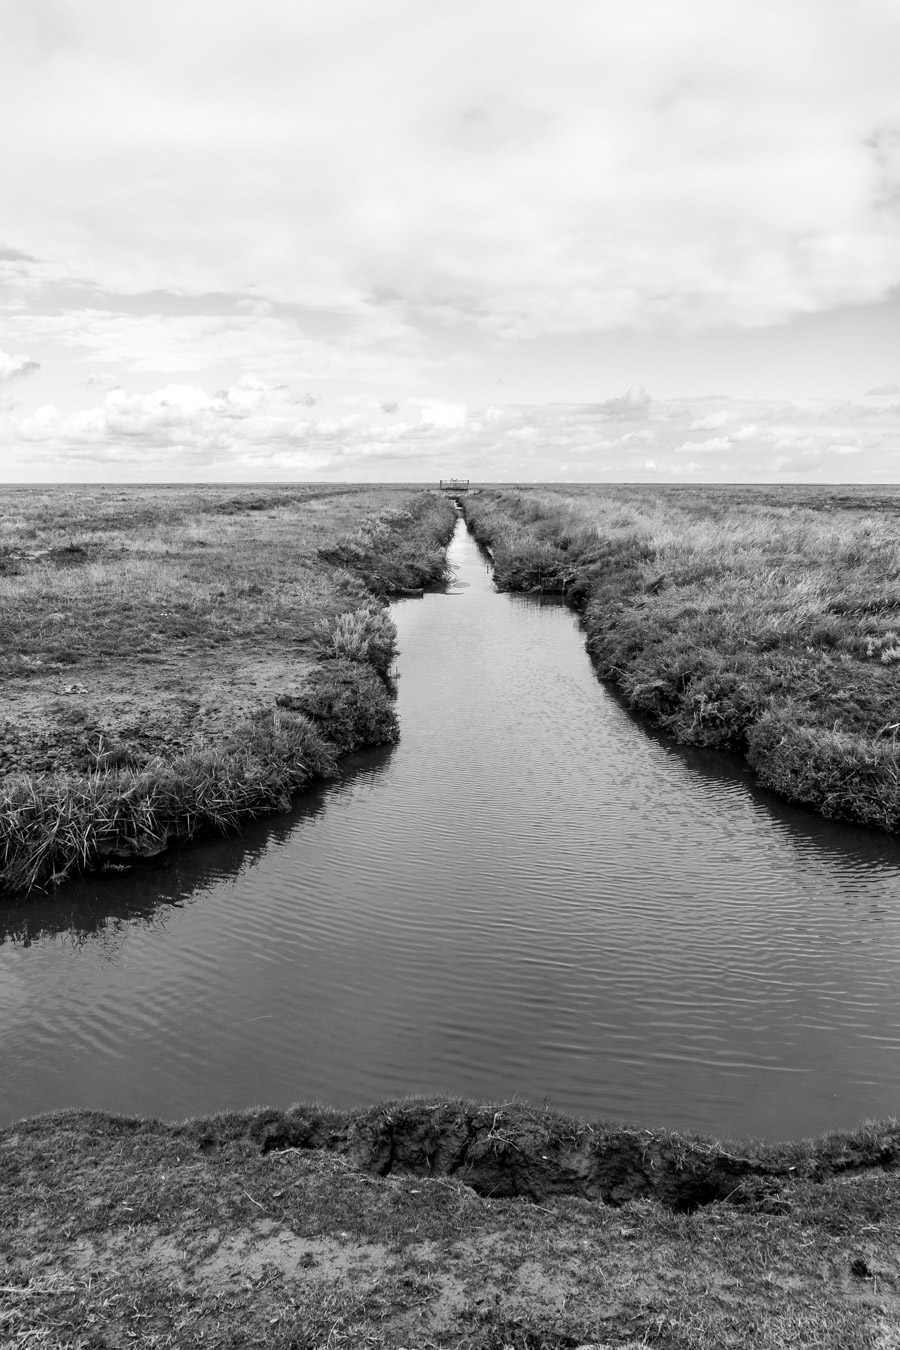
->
3, 519, 900, 1139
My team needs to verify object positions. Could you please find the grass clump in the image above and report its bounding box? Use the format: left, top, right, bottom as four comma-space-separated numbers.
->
0, 608, 400, 892
277, 657, 400, 754
747, 714, 900, 831
313, 603, 398, 678
0, 635, 401, 892
0, 708, 338, 892
463, 485, 900, 833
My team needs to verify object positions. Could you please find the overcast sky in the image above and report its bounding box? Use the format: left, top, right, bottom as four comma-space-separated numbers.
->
2, 0, 900, 483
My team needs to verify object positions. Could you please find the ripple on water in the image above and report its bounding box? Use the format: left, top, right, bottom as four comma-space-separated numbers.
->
2, 520, 900, 1137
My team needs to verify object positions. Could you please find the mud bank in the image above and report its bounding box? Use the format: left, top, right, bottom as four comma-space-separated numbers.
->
217, 1098, 900, 1212
4, 1100, 899, 1348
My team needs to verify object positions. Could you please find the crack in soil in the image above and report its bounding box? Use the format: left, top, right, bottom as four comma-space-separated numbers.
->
237, 1101, 900, 1213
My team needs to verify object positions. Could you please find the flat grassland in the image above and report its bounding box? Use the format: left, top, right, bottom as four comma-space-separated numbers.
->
464, 484, 900, 833
0, 484, 456, 890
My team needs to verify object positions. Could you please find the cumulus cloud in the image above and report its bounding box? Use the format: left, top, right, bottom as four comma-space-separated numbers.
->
580, 386, 652, 417
867, 383, 900, 395
380, 400, 399, 414
418, 400, 467, 429
5, 381, 899, 483
689, 411, 730, 430
0, 349, 39, 383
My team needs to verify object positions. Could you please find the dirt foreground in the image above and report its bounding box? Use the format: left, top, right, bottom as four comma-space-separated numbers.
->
3, 1100, 900, 1349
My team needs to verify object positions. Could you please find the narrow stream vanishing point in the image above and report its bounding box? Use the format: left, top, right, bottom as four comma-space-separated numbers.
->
2, 517, 900, 1140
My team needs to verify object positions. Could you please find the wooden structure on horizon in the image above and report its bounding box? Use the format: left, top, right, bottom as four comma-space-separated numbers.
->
439, 478, 470, 494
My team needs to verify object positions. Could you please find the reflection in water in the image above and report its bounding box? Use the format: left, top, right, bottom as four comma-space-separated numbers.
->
2, 522, 900, 1140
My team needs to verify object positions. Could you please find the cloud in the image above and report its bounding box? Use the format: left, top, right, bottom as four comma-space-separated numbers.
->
236, 297, 274, 317
676, 436, 732, 454
82, 374, 120, 388
0, 349, 39, 383
418, 400, 467, 429
2, 1, 900, 341
7, 381, 900, 483
867, 382, 900, 395
580, 386, 652, 417
0, 307, 432, 389
689, 411, 730, 430
380, 400, 399, 414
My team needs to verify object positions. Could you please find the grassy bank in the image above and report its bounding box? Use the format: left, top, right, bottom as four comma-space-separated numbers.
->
0, 486, 457, 893
3, 1099, 899, 1348
463, 485, 900, 833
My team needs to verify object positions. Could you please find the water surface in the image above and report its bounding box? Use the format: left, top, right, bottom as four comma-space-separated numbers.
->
3, 519, 900, 1139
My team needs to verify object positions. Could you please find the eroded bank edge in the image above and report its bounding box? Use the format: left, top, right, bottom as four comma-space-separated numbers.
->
7, 1097, 900, 1214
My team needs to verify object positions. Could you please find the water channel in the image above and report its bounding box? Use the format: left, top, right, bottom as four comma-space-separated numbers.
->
2, 518, 900, 1139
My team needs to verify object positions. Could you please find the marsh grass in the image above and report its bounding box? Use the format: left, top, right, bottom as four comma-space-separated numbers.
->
0, 488, 456, 893
0, 658, 397, 892
0, 486, 449, 669
313, 604, 398, 678
276, 656, 400, 754
465, 485, 900, 832
317, 498, 457, 593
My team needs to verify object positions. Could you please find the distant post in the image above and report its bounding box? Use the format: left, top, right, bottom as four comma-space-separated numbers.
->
440, 478, 470, 495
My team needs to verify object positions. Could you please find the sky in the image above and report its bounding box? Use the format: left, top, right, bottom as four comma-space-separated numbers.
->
1, 0, 900, 483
